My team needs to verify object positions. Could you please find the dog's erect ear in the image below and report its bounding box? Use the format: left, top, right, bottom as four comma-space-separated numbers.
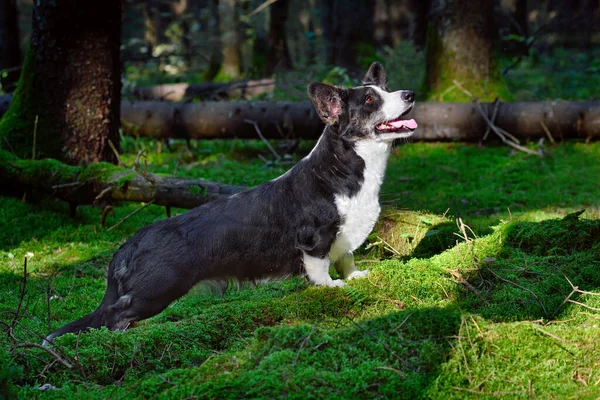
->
363, 62, 387, 88
308, 82, 344, 125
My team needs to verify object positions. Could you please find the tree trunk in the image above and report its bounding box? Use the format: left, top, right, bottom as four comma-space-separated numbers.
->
115, 100, 600, 142
409, 0, 429, 50
321, 0, 375, 72
205, 0, 222, 80
425, 0, 511, 102
0, 148, 244, 211
0, 0, 122, 165
219, 0, 242, 78
266, 0, 292, 74
0, 0, 21, 92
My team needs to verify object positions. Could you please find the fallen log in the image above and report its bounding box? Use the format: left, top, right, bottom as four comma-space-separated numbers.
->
0, 149, 245, 210
120, 100, 320, 139
127, 79, 276, 101
119, 100, 600, 141
1, 97, 599, 141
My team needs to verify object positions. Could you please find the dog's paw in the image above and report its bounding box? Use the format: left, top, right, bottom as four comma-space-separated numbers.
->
327, 279, 346, 287
346, 270, 370, 280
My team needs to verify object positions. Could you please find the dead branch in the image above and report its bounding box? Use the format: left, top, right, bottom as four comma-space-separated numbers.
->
107, 200, 156, 231
483, 264, 548, 317
1, 258, 75, 370
453, 80, 542, 156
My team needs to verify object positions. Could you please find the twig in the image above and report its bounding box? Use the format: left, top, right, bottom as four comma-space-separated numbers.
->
51, 182, 85, 190
533, 326, 577, 346
94, 186, 113, 203
3, 260, 75, 369
32, 115, 38, 160
567, 299, 600, 312
550, 273, 600, 318
100, 205, 115, 227
496, 127, 520, 145
244, 119, 282, 161
453, 80, 540, 157
133, 149, 155, 182
108, 139, 126, 168
293, 327, 314, 365
12, 334, 73, 369
46, 280, 51, 333
482, 98, 500, 142
452, 387, 526, 396
107, 200, 156, 231
246, 0, 279, 18
374, 366, 406, 376
11, 258, 28, 330
540, 121, 556, 145
484, 265, 548, 317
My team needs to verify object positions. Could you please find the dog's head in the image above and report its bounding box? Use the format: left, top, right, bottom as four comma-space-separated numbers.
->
308, 62, 417, 142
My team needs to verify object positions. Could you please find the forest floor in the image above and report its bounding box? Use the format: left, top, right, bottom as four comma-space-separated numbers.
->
1, 137, 599, 399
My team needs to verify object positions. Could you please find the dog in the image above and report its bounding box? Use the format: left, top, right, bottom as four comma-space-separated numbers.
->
46, 62, 417, 342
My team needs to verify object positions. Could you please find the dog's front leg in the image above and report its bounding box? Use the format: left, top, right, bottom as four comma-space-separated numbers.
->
334, 253, 370, 280
302, 252, 345, 287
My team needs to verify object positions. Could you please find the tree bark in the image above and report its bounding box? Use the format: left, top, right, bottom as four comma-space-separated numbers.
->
0, 0, 122, 165
0, 0, 21, 92
266, 0, 292, 74
321, 0, 375, 72
0, 149, 244, 210
219, 0, 242, 78
117, 100, 600, 141
425, 0, 511, 102
409, 0, 429, 50
205, 0, 222, 80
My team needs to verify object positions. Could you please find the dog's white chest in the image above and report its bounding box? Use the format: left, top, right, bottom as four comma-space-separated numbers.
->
330, 141, 390, 261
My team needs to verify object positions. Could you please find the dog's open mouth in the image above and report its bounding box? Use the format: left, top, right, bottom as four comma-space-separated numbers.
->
375, 118, 418, 132
376, 107, 418, 133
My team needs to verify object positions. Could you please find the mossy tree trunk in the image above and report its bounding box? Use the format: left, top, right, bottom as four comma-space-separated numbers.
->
425, 0, 511, 102
0, 0, 21, 92
219, 0, 243, 79
0, 0, 122, 164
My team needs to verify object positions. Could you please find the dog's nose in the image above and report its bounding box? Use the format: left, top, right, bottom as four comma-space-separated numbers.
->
401, 90, 414, 102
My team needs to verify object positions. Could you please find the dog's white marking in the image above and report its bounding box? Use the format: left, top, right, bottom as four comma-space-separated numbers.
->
303, 252, 345, 287
330, 140, 391, 265
367, 85, 410, 120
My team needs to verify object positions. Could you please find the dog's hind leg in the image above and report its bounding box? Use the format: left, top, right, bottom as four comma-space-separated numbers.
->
302, 252, 345, 287
334, 253, 369, 280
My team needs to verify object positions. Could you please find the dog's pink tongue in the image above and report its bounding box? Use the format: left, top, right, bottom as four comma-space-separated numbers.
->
390, 119, 418, 129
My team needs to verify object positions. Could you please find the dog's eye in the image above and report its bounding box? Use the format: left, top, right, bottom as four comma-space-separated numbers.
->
365, 95, 375, 104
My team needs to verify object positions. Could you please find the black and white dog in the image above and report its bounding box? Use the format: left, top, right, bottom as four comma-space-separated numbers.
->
47, 62, 417, 341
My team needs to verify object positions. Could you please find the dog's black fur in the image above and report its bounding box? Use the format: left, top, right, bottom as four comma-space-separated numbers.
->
47, 62, 416, 341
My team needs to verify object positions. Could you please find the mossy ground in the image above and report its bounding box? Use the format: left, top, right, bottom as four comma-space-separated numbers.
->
1, 137, 599, 399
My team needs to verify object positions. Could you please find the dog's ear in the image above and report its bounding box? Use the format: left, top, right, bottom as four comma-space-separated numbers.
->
363, 62, 387, 88
308, 82, 344, 125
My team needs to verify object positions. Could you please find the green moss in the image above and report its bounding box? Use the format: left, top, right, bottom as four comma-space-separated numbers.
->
79, 162, 135, 186
0, 47, 60, 160
1, 141, 600, 398
188, 184, 207, 196
424, 23, 513, 102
